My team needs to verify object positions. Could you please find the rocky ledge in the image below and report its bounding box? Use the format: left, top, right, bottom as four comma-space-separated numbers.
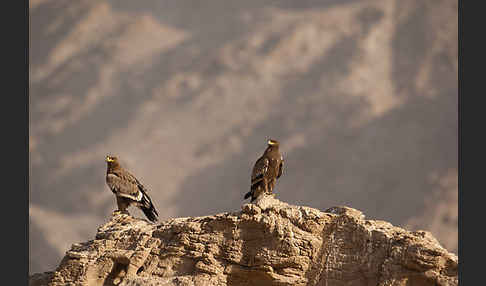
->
29, 196, 458, 286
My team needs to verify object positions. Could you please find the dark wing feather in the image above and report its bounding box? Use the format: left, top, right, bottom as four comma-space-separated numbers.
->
132, 176, 159, 221
135, 179, 155, 207
277, 157, 284, 179
251, 157, 269, 186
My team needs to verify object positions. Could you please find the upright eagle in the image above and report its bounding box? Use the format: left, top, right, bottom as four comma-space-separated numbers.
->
105, 155, 159, 222
244, 139, 284, 202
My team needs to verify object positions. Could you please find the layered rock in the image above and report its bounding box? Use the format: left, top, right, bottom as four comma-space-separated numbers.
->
30, 196, 458, 286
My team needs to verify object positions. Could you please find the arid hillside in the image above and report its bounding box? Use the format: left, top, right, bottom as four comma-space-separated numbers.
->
29, 0, 458, 274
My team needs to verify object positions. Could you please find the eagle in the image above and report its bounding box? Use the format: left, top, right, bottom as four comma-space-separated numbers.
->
244, 139, 284, 202
105, 155, 159, 222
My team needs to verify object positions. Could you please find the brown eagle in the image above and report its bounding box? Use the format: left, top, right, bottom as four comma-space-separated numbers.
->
105, 155, 159, 222
244, 139, 284, 202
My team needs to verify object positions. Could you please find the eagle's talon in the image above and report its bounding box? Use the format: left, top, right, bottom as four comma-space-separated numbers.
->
114, 209, 129, 215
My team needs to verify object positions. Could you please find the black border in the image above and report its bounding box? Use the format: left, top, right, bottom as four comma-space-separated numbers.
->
4, 0, 29, 283
459, 0, 480, 284
22, 0, 28, 283
26, 0, 30, 282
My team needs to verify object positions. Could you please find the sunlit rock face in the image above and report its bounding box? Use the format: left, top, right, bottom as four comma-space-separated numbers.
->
29, 198, 458, 286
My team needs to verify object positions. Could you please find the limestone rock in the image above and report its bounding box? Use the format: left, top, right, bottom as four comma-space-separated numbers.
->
30, 197, 458, 286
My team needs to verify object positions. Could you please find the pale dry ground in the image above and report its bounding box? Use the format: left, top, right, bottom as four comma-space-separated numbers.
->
29, 0, 457, 274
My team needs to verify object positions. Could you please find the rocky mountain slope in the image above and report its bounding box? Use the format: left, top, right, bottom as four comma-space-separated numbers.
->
29, 197, 458, 286
29, 0, 458, 273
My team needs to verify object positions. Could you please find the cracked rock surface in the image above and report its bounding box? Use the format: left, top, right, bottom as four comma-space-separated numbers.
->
29, 196, 458, 286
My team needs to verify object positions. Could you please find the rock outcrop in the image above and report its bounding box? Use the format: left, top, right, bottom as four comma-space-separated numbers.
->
29, 196, 458, 286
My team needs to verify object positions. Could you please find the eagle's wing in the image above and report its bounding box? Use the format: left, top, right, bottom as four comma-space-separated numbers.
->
106, 171, 142, 202
132, 176, 159, 220
133, 177, 156, 206
277, 156, 284, 179
251, 157, 269, 186
133, 176, 149, 194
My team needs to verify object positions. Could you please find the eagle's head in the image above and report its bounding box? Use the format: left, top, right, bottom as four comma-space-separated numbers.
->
105, 155, 120, 167
267, 139, 280, 147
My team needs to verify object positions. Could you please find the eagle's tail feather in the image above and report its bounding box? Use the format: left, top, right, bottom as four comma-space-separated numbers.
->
139, 191, 159, 223
141, 205, 158, 223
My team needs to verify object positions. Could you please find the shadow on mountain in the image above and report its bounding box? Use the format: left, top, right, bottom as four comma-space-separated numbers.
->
29, 219, 62, 274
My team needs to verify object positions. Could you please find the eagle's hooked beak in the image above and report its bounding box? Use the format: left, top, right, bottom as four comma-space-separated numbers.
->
106, 156, 114, 163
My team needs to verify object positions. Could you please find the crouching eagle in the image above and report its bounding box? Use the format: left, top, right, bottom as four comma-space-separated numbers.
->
244, 139, 284, 202
105, 155, 159, 222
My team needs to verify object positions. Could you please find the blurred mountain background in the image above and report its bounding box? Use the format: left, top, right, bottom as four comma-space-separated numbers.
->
29, 0, 458, 274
